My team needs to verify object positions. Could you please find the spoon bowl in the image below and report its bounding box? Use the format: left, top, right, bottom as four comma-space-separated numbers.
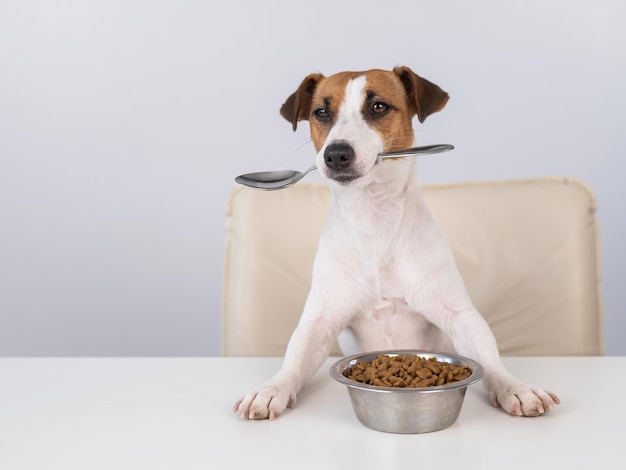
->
235, 144, 454, 191
235, 167, 318, 191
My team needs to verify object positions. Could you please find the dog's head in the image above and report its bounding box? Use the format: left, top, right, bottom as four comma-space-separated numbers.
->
280, 66, 449, 186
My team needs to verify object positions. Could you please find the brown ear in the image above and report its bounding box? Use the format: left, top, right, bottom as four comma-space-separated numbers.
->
393, 66, 449, 123
279, 73, 324, 131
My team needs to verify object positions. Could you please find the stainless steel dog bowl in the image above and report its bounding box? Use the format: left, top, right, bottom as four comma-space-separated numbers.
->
330, 350, 483, 434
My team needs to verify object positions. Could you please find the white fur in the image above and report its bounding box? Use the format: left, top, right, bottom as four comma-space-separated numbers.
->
234, 75, 559, 420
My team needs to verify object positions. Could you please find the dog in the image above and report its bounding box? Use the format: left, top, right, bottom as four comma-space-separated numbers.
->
234, 66, 560, 420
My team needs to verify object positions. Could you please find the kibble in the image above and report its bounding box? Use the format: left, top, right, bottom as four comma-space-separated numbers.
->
342, 354, 472, 388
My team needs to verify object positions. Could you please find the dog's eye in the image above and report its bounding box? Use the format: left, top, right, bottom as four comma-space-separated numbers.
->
313, 107, 330, 120
371, 102, 389, 115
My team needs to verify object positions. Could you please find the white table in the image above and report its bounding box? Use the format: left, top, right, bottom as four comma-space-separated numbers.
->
0, 356, 623, 470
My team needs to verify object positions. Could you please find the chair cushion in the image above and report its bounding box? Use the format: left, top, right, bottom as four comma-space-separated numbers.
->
222, 177, 603, 357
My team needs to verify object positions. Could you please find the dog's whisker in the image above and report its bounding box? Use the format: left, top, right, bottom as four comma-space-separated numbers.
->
378, 117, 422, 150
283, 137, 315, 164
287, 136, 313, 154
378, 115, 440, 152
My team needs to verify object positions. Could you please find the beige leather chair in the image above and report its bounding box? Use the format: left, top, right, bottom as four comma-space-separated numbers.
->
222, 177, 604, 357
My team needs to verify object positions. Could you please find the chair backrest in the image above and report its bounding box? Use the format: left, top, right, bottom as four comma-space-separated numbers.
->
222, 177, 604, 357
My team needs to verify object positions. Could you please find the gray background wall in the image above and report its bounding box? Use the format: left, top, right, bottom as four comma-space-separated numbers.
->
1, 0, 624, 356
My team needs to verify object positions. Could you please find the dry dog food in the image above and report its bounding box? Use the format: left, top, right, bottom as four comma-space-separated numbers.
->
342, 354, 472, 388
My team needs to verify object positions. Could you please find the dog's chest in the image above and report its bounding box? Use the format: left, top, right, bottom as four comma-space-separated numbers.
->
330, 188, 412, 245
347, 294, 450, 352
338, 201, 428, 266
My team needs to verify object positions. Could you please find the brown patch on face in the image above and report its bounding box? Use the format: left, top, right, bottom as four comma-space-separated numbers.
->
307, 72, 360, 152
359, 70, 416, 152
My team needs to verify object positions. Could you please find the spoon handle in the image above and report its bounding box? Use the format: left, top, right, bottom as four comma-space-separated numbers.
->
379, 144, 454, 159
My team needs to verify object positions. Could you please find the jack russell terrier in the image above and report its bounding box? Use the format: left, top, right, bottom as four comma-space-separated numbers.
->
234, 66, 560, 420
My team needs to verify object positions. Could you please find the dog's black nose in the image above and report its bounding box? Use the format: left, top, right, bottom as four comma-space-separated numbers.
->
324, 142, 354, 171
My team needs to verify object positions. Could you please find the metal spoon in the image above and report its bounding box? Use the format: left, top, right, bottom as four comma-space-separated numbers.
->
235, 144, 454, 191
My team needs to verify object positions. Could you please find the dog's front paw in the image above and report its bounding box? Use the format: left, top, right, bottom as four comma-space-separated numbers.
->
233, 382, 297, 420
487, 379, 560, 417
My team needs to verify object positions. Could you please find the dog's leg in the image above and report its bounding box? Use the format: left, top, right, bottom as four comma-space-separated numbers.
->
233, 314, 338, 419
409, 270, 561, 416
396, 205, 560, 417
234, 244, 372, 420
444, 307, 560, 416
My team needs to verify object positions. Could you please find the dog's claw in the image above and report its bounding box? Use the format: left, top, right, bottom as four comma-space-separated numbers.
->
548, 391, 561, 405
